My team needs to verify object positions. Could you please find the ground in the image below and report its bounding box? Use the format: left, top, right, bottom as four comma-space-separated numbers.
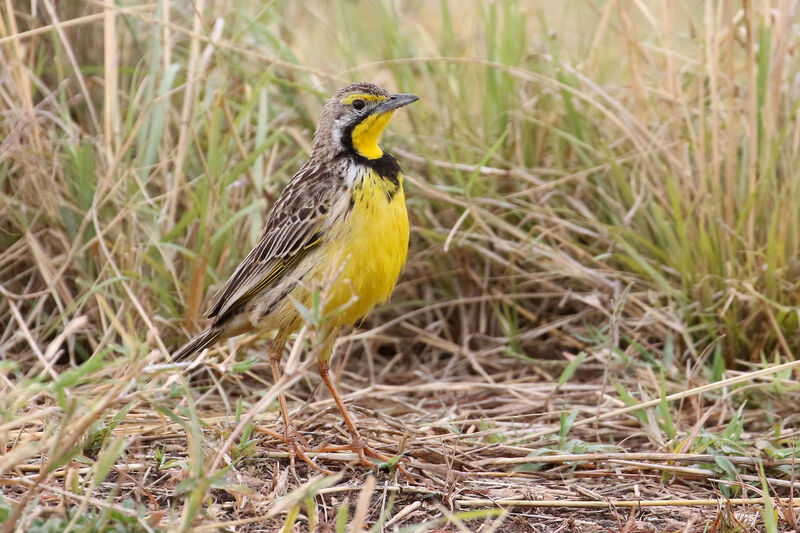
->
4, 335, 797, 531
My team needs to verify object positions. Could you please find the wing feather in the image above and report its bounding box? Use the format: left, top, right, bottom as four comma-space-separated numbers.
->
206, 163, 336, 321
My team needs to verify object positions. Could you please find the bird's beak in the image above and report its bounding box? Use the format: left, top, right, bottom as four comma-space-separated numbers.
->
375, 93, 419, 114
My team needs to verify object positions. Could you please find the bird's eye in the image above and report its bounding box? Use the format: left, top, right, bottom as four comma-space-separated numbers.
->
352, 99, 366, 110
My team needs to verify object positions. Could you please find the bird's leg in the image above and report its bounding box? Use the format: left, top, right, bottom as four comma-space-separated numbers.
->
315, 358, 413, 480
256, 339, 332, 475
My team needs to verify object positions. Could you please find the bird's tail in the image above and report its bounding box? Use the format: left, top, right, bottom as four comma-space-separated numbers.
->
172, 327, 222, 362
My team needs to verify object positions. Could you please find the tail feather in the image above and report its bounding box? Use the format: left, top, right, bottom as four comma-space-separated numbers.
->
172, 328, 222, 361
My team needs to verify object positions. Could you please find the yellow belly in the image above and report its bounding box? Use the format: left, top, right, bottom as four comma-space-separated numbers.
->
315, 169, 409, 327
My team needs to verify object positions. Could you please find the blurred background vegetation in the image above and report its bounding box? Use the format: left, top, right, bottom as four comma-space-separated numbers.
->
3, 0, 800, 369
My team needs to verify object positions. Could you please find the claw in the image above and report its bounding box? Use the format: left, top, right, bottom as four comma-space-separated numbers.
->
255, 424, 334, 475
285, 429, 334, 475
315, 437, 415, 482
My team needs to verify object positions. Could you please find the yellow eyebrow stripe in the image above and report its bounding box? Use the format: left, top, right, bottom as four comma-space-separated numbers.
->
340, 93, 387, 105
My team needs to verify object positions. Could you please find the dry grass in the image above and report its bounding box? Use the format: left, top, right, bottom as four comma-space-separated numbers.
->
2, 0, 800, 531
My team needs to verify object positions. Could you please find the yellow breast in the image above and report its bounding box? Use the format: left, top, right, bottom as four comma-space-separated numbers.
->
316, 168, 409, 327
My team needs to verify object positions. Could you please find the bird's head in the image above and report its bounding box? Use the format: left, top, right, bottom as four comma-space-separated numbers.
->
312, 82, 418, 161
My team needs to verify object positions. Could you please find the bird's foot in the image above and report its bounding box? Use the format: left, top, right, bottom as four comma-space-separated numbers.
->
254, 424, 334, 475
315, 437, 415, 482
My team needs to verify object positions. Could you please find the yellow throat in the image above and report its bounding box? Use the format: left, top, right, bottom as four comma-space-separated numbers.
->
350, 111, 395, 160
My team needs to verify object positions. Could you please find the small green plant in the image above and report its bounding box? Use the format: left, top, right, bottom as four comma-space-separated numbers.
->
231, 422, 258, 459
25, 501, 156, 533
559, 404, 579, 447
0, 494, 12, 523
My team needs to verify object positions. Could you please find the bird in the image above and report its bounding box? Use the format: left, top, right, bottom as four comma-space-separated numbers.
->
172, 82, 418, 473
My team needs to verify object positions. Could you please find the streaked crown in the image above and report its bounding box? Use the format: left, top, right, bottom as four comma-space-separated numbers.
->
311, 82, 418, 161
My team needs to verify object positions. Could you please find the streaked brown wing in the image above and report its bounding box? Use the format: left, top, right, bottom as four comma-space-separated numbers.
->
206, 164, 335, 322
